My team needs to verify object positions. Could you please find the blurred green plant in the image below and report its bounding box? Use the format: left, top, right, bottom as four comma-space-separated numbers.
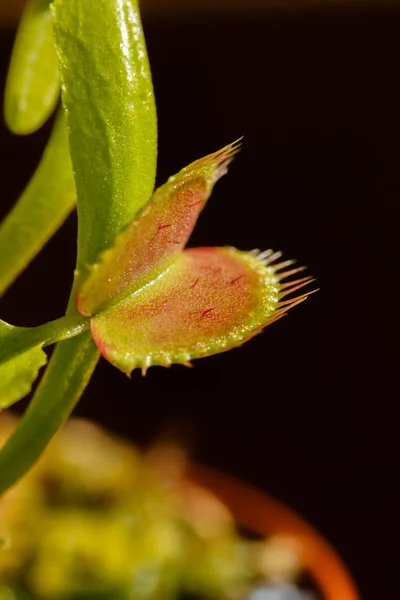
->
0, 415, 302, 600
0, 0, 315, 496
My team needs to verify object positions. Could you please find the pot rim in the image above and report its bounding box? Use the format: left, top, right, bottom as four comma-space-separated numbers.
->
187, 462, 359, 600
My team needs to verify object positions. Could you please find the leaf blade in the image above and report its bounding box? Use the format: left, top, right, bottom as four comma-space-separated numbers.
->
52, 0, 158, 268
0, 112, 76, 297
90, 247, 314, 375
4, 0, 60, 135
0, 346, 47, 411
0, 331, 99, 494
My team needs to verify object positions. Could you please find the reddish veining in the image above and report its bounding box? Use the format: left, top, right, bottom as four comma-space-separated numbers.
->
201, 308, 214, 318
189, 277, 200, 289
76, 142, 242, 317
151, 223, 173, 243
230, 275, 245, 285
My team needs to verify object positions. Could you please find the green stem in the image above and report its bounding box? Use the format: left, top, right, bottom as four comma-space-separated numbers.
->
0, 313, 90, 365
0, 328, 99, 496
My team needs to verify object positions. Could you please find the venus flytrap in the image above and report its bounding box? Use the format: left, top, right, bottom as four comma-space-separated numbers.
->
76, 141, 315, 376
0, 0, 315, 495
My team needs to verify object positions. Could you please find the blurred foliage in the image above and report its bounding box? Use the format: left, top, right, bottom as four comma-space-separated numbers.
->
0, 414, 302, 600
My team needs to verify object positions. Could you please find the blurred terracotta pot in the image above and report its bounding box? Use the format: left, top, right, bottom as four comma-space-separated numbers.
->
188, 463, 359, 600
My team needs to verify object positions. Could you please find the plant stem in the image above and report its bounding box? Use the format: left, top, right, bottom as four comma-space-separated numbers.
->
0, 312, 90, 365
0, 326, 99, 496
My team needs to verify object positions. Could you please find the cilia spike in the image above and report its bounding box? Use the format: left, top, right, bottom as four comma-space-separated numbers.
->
75, 142, 317, 376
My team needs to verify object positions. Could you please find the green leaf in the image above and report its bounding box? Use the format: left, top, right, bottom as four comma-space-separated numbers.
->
0, 0, 155, 494
0, 331, 99, 495
4, 0, 60, 135
0, 112, 76, 297
0, 318, 47, 409
76, 142, 240, 316
0, 345, 47, 411
90, 247, 314, 375
52, 0, 158, 268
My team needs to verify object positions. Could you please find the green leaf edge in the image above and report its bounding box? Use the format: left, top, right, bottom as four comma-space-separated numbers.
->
0, 345, 47, 411
0, 112, 76, 298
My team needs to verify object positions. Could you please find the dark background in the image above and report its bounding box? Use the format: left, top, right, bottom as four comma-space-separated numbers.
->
1, 6, 399, 599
